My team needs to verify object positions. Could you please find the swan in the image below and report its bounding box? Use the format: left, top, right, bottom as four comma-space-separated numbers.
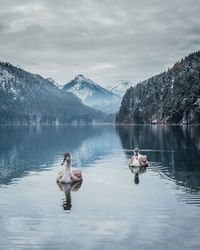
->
129, 148, 148, 167
57, 152, 82, 183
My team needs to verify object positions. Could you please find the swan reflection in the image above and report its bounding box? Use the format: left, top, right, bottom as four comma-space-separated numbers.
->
129, 165, 147, 184
57, 181, 82, 210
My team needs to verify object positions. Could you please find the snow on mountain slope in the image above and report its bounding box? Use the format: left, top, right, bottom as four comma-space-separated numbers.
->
116, 50, 200, 124
108, 80, 135, 97
0, 62, 105, 124
63, 75, 121, 113
47, 78, 63, 89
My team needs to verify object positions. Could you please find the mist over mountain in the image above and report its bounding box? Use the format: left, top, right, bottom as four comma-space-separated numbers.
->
0, 62, 105, 124
62, 75, 121, 113
116, 51, 200, 124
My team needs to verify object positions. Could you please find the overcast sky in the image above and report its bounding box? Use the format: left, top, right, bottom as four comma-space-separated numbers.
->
0, 0, 200, 87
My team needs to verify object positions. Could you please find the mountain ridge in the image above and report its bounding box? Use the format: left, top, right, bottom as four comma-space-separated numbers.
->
0, 62, 106, 124
108, 80, 134, 97
62, 74, 121, 113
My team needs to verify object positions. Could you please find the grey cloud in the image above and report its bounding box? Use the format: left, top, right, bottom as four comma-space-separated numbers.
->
0, 0, 200, 86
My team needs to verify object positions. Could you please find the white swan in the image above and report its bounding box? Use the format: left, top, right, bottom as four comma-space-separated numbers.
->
57, 152, 82, 183
129, 148, 148, 167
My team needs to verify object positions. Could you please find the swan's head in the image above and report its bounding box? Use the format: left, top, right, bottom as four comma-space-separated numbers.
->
133, 147, 139, 156
61, 152, 72, 165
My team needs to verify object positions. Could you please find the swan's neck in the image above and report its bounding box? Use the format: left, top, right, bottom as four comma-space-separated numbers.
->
65, 160, 71, 172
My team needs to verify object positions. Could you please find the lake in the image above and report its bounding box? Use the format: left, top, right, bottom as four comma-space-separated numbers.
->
0, 125, 200, 250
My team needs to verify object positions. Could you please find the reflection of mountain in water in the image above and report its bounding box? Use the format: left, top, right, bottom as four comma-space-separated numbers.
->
0, 125, 118, 185
116, 125, 200, 193
72, 126, 119, 168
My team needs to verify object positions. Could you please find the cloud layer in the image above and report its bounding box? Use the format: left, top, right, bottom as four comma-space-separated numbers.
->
0, 0, 200, 86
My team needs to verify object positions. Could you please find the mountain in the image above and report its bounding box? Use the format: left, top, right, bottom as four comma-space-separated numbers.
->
47, 77, 63, 89
0, 62, 105, 124
108, 80, 134, 97
62, 75, 121, 113
116, 51, 200, 124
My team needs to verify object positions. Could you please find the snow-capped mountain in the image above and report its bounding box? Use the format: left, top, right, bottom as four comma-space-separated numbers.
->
0, 62, 105, 124
63, 75, 121, 113
47, 77, 63, 89
108, 80, 135, 97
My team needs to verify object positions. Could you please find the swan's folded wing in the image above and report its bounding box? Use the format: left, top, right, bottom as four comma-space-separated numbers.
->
57, 169, 65, 182
72, 168, 82, 179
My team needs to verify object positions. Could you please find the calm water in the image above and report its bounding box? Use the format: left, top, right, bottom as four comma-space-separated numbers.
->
0, 125, 200, 250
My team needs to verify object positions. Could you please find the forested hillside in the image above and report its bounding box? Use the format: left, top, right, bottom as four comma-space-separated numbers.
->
116, 51, 200, 124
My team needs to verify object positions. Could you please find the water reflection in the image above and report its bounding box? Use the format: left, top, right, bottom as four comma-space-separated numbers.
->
129, 165, 147, 184
57, 181, 82, 211
0, 125, 200, 249
117, 125, 200, 193
0, 125, 117, 185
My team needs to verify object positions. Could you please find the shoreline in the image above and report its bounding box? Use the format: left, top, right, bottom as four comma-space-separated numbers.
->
1, 123, 200, 126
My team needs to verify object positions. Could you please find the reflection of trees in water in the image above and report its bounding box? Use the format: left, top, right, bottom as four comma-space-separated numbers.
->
116, 125, 200, 192
57, 181, 82, 211
116, 125, 200, 153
